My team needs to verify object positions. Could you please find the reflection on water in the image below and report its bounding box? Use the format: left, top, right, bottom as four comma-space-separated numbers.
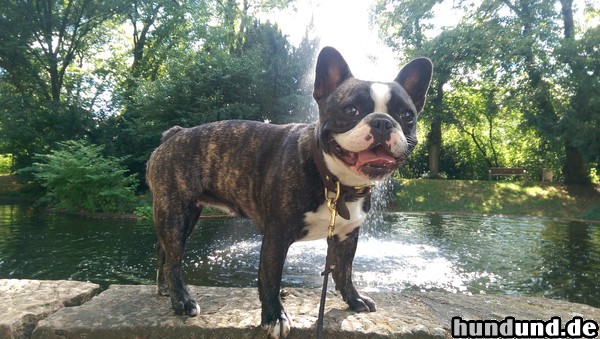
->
0, 203, 598, 307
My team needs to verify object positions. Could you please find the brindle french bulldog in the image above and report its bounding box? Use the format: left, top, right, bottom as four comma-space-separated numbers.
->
146, 46, 432, 338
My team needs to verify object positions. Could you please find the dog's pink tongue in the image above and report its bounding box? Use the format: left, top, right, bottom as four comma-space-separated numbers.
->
356, 147, 397, 166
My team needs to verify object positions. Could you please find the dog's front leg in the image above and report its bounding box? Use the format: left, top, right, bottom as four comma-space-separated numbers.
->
258, 231, 293, 338
330, 228, 377, 312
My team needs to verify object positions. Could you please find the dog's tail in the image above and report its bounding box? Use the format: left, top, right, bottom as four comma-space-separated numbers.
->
161, 126, 184, 143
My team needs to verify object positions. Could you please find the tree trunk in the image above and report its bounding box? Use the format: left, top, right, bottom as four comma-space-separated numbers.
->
49, 57, 61, 103
564, 145, 589, 184
427, 78, 446, 178
559, 0, 590, 185
560, 0, 574, 39
428, 119, 441, 177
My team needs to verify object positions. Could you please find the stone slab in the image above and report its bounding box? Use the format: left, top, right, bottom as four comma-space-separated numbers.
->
0, 279, 100, 339
32, 285, 599, 338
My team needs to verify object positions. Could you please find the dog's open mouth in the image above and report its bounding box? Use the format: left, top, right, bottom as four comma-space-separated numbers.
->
329, 138, 404, 176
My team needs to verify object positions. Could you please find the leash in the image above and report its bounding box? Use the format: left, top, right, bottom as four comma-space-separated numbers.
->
316, 180, 340, 339
311, 126, 375, 338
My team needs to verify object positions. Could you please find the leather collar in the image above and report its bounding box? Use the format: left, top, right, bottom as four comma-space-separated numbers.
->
310, 127, 374, 220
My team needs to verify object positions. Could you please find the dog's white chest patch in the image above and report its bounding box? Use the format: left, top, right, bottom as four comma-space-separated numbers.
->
301, 199, 366, 242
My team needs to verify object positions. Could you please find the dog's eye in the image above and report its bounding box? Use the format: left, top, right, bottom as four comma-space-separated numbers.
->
400, 110, 415, 124
343, 106, 359, 117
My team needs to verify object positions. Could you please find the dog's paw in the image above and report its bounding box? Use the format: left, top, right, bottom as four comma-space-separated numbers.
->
261, 310, 292, 338
347, 294, 377, 313
173, 298, 201, 317
157, 284, 169, 296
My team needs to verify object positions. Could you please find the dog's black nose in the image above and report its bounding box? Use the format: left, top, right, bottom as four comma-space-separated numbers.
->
370, 117, 393, 135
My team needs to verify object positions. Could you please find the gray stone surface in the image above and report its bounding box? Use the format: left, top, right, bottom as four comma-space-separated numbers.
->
0, 279, 100, 339
32, 284, 600, 338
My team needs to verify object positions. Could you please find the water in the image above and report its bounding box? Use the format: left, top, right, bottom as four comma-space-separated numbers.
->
0, 203, 599, 308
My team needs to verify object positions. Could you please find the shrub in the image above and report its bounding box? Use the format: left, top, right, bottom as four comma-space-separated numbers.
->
27, 140, 138, 214
0, 154, 12, 174
134, 204, 154, 221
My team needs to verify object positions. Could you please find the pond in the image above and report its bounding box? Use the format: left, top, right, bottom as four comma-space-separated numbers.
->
0, 202, 598, 308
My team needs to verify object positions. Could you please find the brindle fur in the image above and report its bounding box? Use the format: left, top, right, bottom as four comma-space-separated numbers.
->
147, 121, 328, 316
146, 46, 432, 337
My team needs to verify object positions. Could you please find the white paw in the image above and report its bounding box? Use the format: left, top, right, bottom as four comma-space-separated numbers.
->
190, 301, 201, 316
261, 311, 292, 338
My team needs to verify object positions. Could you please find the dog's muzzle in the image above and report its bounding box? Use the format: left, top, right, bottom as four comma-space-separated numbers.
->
328, 137, 404, 178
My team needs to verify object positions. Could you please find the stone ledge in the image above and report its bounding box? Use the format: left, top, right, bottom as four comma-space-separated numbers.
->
30, 284, 600, 338
0, 279, 100, 339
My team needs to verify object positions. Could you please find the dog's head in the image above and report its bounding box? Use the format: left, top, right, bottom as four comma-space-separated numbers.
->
313, 47, 433, 186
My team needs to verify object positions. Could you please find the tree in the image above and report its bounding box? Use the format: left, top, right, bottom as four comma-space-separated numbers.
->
375, 0, 445, 178
101, 16, 317, 183
0, 0, 117, 171
121, 0, 211, 82
376, 1, 500, 178
555, 0, 598, 183
210, 0, 294, 55
564, 24, 600, 175
483, 0, 597, 184
0, 0, 117, 103
241, 20, 317, 123
446, 87, 500, 168
375, 0, 599, 183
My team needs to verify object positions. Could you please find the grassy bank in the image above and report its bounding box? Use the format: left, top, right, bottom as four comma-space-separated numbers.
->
393, 179, 600, 221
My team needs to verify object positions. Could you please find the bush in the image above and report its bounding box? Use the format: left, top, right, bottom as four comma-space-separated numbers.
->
26, 140, 138, 214
0, 154, 12, 174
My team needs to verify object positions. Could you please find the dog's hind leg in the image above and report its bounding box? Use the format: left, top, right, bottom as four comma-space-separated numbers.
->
157, 203, 202, 297
156, 241, 169, 296
154, 200, 202, 316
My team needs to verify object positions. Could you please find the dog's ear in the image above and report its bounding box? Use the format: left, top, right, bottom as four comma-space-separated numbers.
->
394, 58, 433, 112
313, 47, 353, 105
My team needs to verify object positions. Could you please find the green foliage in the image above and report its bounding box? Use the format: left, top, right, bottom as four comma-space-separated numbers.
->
375, 0, 599, 184
134, 205, 154, 221
5, 0, 596, 191
0, 0, 317, 190
0, 154, 12, 174
0, 99, 98, 175
0, 0, 118, 173
556, 25, 600, 165
26, 140, 138, 214
103, 21, 317, 182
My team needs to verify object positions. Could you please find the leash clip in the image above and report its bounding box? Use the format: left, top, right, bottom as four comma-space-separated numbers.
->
353, 183, 375, 195
324, 179, 341, 239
